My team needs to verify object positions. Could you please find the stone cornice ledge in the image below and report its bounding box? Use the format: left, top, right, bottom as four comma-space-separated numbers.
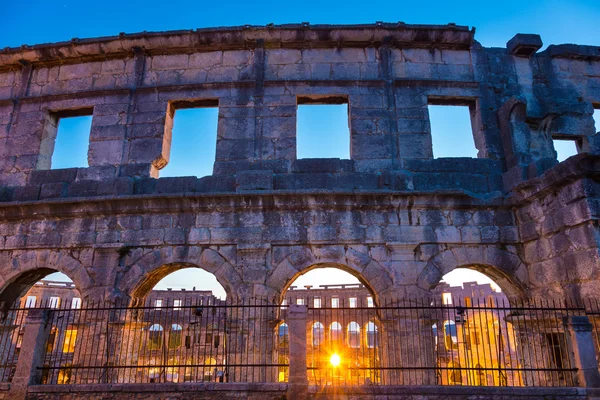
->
0, 23, 474, 69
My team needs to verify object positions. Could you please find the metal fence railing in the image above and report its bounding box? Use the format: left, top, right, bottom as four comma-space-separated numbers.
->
35, 299, 288, 385
0, 307, 28, 383
289, 296, 586, 387
2, 296, 600, 387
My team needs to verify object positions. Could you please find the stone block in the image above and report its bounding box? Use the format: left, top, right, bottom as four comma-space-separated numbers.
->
235, 170, 273, 191
507, 34, 543, 57
155, 177, 198, 193
29, 169, 78, 185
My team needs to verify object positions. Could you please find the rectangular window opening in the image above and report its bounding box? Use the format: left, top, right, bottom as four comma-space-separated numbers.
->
71, 297, 81, 309
160, 101, 218, 178
553, 137, 579, 162
50, 109, 93, 170
593, 106, 600, 133
297, 96, 350, 159
49, 296, 60, 309
331, 297, 339, 308
25, 296, 36, 308
428, 103, 478, 158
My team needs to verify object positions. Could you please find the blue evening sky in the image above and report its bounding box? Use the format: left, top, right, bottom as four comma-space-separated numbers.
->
10, 0, 599, 293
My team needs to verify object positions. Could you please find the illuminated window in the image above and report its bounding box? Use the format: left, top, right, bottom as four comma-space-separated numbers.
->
313, 297, 321, 308
49, 296, 60, 309
203, 357, 217, 381
62, 329, 77, 353
174, 299, 182, 310
71, 297, 81, 309
25, 296, 36, 308
280, 298, 288, 309
312, 322, 325, 347
331, 298, 339, 308
155, 299, 163, 309
57, 364, 73, 384
367, 297, 374, 308
330, 322, 342, 342
296, 298, 305, 305
347, 322, 361, 348
442, 293, 452, 305
349, 297, 357, 308
464, 297, 472, 307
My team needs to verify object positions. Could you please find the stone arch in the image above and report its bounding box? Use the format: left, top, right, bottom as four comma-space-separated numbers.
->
267, 246, 394, 304
0, 249, 95, 309
117, 246, 243, 305
417, 246, 528, 299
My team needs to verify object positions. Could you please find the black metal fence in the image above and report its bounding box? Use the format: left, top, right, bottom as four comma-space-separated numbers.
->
293, 296, 586, 387
0, 297, 598, 387
35, 298, 288, 384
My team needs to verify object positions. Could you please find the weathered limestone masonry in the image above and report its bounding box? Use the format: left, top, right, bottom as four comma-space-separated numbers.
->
0, 23, 597, 311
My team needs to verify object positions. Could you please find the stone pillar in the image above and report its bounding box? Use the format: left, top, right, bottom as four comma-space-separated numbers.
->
287, 304, 307, 400
9, 309, 51, 400
564, 316, 600, 388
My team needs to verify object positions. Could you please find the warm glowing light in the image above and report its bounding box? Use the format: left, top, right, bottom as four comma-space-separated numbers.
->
330, 353, 341, 367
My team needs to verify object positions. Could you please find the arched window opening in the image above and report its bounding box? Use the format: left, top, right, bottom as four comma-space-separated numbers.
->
347, 322, 361, 349
366, 321, 378, 348
169, 324, 183, 349
148, 324, 164, 350
443, 320, 458, 350
438, 268, 520, 388
312, 322, 325, 347
330, 322, 343, 343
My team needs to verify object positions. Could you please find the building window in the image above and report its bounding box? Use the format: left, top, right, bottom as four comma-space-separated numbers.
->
161, 102, 218, 178
169, 324, 183, 349
205, 332, 213, 345
71, 297, 81, 309
347, 321, 361, 348
148, 324, 164, 350
428, 103, 477, 158
366, 321, 379, 348
25, 296, 36, 308
442, 293, 452, 305
331, 297, 339, 308
174, 299, 182, 311
46, 327, 57, 353
281, 298, 288, 309
62, 329, 77, 353
49, 297, 60, 309
45, 109, 93, 170
367, 296, 374, 308
330, 322, 343, 342
313, 297, 321, 308
553, 138, 579, 162
349, 297, 358, 308
296, 298, 305, 305
155, 299, 163, 309
57, 364, 73, 384
296, 96, 350, 159
312, 322, 325, 347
